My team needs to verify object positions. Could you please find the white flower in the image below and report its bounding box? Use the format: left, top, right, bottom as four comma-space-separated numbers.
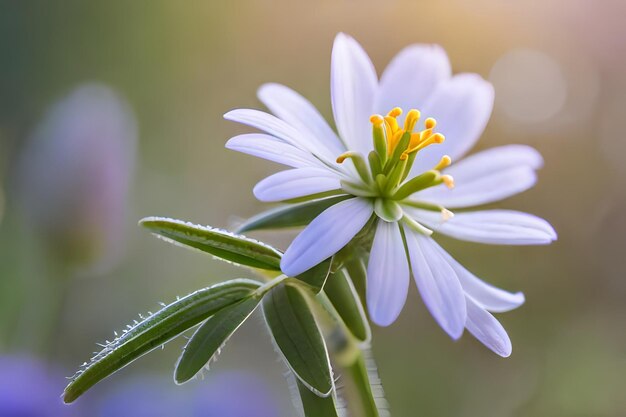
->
225, 33, 556, 357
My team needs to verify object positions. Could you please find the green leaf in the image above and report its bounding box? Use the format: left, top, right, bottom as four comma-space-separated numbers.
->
235, 195, 352, 233
140, 217, 282, 270
63, 279, 261, 403
297, 379, 340, 417
262, 283, 333, 397
174, 297, 260, 384
324, 270, 371, 343
295, 257, 332, 293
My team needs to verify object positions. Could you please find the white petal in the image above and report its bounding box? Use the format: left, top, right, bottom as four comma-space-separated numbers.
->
411, 74, 495, 173
281, 198, 374, 276
417, 145, 543, 208
366, 221, 410, 326
226, 133, 324, 168
375, 44, 451, 120
331, 33, 377, 156
258, 83, 345, 159
418, 167, 536, 208
465, 296, 512, 357
449, 145, 544, 175
410, 209, 557, 245
224, 109, 334, 164
404, 229, 466, 339
253, 168, 341, 202
429, 239, 525, 313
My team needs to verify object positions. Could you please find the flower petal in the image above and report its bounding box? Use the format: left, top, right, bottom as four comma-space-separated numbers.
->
410, 74, 495, 173
409, 209, 557, 245
281, 198, 374, 276
417, 145, 543, 208
404, 229, 466, 339
366, 221, 410, 326
224, 109, 334, 164
465, 295, 512, 357
253, 168, 341, 202
226, 133, 325, 168
429, 238, 525, 313
258, 83, 346, 159
375, 44, 451, 121
331, 33, 377, 156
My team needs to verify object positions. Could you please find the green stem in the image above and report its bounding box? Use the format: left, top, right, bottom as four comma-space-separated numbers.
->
347, 349, 380, 417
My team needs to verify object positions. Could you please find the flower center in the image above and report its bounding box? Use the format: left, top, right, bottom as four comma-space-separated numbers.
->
335, 107, 455, 226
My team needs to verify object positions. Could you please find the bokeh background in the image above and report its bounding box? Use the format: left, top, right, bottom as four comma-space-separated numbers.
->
1, 1, 625, 416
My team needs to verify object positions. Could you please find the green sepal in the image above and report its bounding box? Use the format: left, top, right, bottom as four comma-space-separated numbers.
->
63, 279, 261, 403
295, 257, 332, 293
235, 195, 352, 233
324, 270, 371, 343
140, 217, 282, 270
297, 379, 340, 417
262, 283, 334, 397
174, 297, 260, 384
374, 198, 403, 222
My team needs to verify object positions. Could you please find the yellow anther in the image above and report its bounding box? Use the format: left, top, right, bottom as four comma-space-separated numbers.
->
434, 155, 452, 171
425, 118, 437, 129
441, 174, 455, 189
403, 109, 421, 132
336, 152, 350, 164
441, 208, 454, 221
387, 107, 403, 118
425, 133, 445, 146
370, 114, 385, 125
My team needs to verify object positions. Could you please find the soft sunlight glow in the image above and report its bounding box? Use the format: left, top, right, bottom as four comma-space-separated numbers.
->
490, 49, 567, 124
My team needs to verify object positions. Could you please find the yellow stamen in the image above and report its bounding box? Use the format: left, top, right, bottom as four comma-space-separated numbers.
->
384, 115, 399, 137
370, 114, 384, 125
409, 133, 422, 148
403, 109, 421, 132
336, 152, 350, 164
434, 155, 452, 171
441, 208, 454, 221
425, 118, 436, 129
387, 107, 403, 118
405, 133, 445, 156
441, 174, 455, 189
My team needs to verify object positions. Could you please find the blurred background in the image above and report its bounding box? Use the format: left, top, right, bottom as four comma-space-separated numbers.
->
1, 1, 625, 416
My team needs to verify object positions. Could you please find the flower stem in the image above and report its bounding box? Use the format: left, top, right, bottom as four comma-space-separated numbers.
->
346, 349, 381, 417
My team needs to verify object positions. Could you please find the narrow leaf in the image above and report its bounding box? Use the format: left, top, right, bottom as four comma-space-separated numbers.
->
297, 379, 340, 417
140, 217, 282, 270
263, 283, 333, 397
324, 270, 371, 343
295, 258, 332, 293
63, 279, 261, 403
235, 195, 352, 233
174, 297, 260, 384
